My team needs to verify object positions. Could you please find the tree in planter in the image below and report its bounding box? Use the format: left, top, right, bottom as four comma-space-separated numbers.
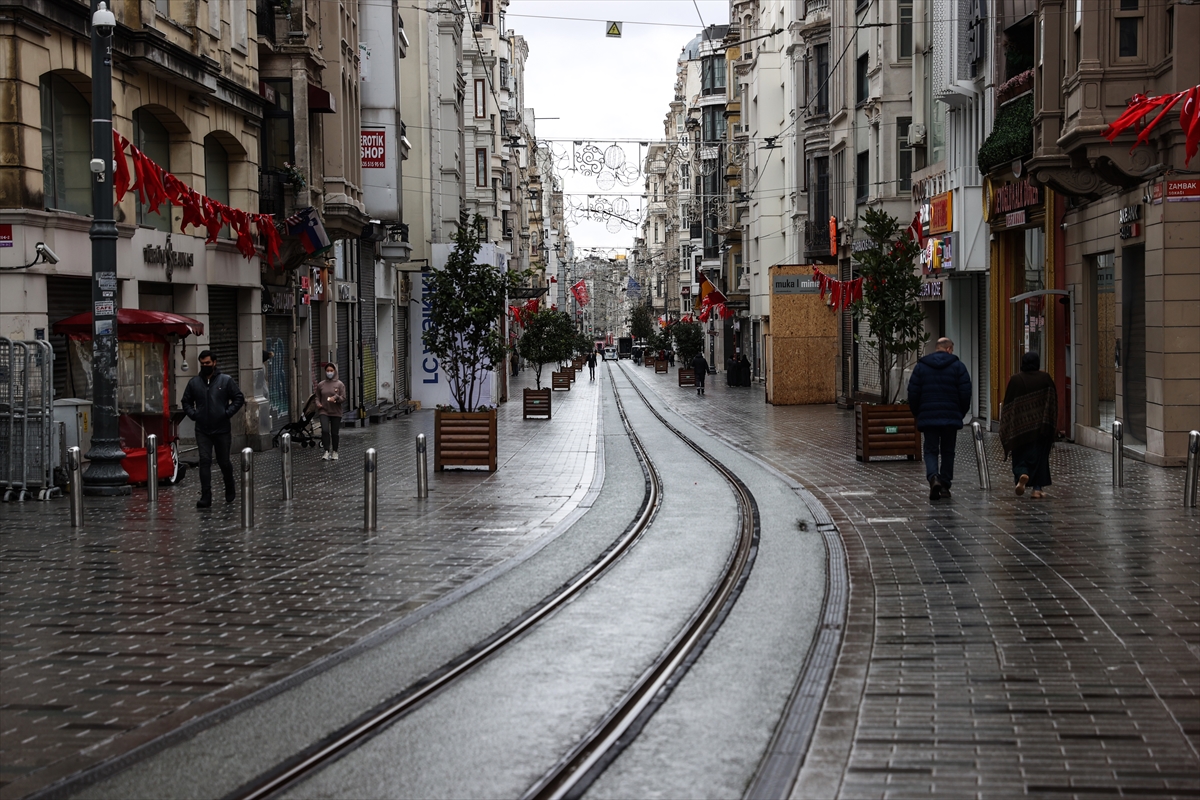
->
422, 211, 530, 410
671, 320, 705, 365
574, 331, 594, 359
516, 309, 576, 389
629, 303, 655, 342
850, 207, 927, 404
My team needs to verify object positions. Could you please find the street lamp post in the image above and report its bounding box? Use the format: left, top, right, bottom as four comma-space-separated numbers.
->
83, 0, 130, 496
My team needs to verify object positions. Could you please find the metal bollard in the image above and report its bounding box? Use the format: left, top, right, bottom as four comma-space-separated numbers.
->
1112, 420, 1124, 488
1185, 430, 1199, 509
146, 433, 158, 505
364, 448, 377, 531
416, 433, 428, 499
971, 421, 991, 491
280, 432, 293, 501
67, 446, 84, 527
241, 447, 254, 528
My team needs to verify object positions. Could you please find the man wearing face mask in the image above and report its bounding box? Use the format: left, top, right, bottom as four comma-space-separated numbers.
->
182, 350, 246, 508
315, 363, 347, 461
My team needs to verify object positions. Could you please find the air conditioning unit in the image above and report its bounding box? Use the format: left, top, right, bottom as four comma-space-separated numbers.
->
908, 123, 927, 145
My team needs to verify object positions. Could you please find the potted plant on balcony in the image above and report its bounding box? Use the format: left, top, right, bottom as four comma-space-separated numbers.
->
671, 319, 704, 387
850, 207, 927, 462
424, 211, 528, 470
517, 308, 574, 418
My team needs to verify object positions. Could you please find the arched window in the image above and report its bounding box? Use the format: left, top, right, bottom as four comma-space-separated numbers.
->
133, 109, 172, 232
40, 74, 91, 215
204, 134, 230, 239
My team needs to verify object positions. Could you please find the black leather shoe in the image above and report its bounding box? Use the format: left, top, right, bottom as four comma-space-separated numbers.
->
196, 497, 212, 509
225, 490, 236, 503
929, 479, 943, 501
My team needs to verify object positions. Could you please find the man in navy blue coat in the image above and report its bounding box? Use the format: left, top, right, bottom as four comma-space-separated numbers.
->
907, 337, 972, 500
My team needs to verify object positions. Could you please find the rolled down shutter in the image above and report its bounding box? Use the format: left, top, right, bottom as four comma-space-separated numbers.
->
395, 303, 409, 402
207, 286, 240, 380
336, 302, 350, 405
45, 276, 94, 400
359, 242, 377, 406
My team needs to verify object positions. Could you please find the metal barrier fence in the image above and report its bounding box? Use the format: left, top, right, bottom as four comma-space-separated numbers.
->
0, 337, 58, 501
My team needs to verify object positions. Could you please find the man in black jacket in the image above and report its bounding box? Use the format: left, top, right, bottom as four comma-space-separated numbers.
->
907, 337, 972, 501
182, 350, 245, 508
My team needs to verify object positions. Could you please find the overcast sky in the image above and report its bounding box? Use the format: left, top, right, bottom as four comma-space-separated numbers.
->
507, 0, 729, 256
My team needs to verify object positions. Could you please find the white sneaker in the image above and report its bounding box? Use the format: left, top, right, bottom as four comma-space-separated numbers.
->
331, 451, 339, 461
322, 451, 331, 461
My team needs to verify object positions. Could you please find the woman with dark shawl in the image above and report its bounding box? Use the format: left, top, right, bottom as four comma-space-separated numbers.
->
1000, 351, 1058, 498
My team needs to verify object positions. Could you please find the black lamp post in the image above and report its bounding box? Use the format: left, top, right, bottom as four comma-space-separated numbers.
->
82, 0, 130, 496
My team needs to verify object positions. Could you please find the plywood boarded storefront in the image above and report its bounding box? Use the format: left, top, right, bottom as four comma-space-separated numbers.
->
765, 265, 837, 404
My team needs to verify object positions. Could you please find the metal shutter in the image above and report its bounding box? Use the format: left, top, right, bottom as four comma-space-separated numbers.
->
977, 276, 989, 421
358, 241, 377, 406
264, 315, 291, 422
45, 276, 94, 400
207, 286, 240, 380
395, 304, 409, 402
336, 301, 350, 406
310, 301, 322, 395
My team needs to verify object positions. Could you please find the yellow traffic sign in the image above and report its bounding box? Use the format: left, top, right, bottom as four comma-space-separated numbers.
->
606, 21, 622, 38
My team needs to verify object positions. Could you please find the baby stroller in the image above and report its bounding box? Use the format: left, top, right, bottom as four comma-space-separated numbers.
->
272, 394, 319, 448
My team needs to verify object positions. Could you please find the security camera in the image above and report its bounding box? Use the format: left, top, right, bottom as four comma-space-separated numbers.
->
92, 1, 116, 36
35, 243, 60, 265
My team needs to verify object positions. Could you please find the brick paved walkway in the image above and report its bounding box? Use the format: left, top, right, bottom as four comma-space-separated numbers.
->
625, 365, 1199, 799
0, 370, 601, 798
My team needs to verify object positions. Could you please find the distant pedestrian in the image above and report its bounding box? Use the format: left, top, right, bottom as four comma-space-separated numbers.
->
692, 352, 709, 395
1000, 350, 1057, 499
668, 350, 675, 367
182, 350, 245, 508
510, 349, 519, 377
726, 354, 738, 386
906, 337, 972, 501
316, 363, 347, 461
738, 353, 752, 386
587, 350, 597, 380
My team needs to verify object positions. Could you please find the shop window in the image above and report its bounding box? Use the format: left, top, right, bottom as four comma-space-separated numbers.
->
897, 117, 912, 193
1115, 0, 1142, 59
40, 74, 91, 216
1091, 252, 1115, 432
133, 110, 172, 232
204, 135, 230, 239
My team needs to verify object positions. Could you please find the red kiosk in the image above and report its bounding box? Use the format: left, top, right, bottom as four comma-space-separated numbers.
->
53, 308, 203, 486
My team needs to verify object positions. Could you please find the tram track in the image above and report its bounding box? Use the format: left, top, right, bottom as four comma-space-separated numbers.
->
222, 363, 759, 800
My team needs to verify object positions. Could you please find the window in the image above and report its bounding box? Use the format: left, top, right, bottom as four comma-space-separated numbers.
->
1115, 0, 1141, 58
1166, 6, 1173, 53
40, 74, 91, 216
832, 150, 845, 219
897, 118, 912, 192
262, 78, 293, 172
133, 109, 171, 232
475, 147, 488, 187
499, 60, 509, 89
856, 54, 869, 105
702, 106, 726, 143
856, 150, 869, 203
899, 0, 913, 58
479, 0, 493, 26
812, 156, 829, 225
474, 79, 486, 118
204, 135, 230, 238
701, 56, 726, 96
814, 44, 829, 114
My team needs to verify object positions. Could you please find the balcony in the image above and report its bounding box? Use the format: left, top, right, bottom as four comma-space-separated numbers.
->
803, 219, 834, 263
256, 0, 276, 43
259, 171, 287, 217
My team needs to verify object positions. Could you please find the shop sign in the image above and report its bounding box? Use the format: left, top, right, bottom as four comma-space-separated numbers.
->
929, 192, 953, 234
1147, 179, 1200, 204
851, 238, 874, 253
142, 235, 194, 282
1005, 209, 1026, 227
772, 275, 820, 294
264, 286, 295, 313
0, 224, 12, 247
310, 267, 326, 301
680, 285, 691, 297
1118, 205, 1142, 240
990, 178, 1041, 220
361, 130, 386, 168
921, 234, 954, 273
919, 280, 944, 299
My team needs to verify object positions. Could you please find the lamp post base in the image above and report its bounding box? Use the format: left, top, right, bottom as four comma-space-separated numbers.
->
82, 442, 131, 497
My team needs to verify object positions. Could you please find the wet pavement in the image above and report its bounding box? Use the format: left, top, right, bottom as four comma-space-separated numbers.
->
2, 358, 1197, 800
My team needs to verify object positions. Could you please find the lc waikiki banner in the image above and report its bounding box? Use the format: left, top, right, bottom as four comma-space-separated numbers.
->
409, 242, 506, 409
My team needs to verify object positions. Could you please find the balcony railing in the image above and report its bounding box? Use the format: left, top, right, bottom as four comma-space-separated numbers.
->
259, 171, 287, 217
256, 0, 276, 43
804, 0, 830, 16
803, 219, 832, 260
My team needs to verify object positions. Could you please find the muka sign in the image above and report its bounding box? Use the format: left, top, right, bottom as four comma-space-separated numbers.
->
361, 130, 386, 168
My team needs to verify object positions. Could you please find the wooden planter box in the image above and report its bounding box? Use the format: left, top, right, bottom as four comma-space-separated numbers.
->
434, 408, 497, 472
645, 358, 656, 368
855, 403, 921, 462
655, 360, 668, 374
572, 357, 584, 371
523, 388, 551, 419
567, 366, 577, 382
551, 371, 572, 391
678, 368, 696, 387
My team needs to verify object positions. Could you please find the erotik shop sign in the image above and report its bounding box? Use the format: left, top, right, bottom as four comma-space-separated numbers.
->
361, 130, 386, 169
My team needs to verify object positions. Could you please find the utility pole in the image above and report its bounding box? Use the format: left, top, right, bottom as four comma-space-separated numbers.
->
83, 0, 130, 496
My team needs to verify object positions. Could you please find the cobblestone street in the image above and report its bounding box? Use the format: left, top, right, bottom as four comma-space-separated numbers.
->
2, 361, 1198, 799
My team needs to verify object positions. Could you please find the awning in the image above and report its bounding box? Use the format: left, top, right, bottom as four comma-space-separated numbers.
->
53, 308, 205, 338
308, 83, 336, 114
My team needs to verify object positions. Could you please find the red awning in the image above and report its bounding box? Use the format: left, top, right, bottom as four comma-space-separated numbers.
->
53, 308, 205, 338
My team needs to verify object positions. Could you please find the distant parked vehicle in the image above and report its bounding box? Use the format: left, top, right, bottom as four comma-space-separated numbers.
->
618, 337, 633, 359
603, 347, 618, 361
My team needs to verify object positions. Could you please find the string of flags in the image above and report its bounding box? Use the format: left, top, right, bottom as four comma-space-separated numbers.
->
508, 297, 541, 326
113, 131, 285, 267
810, 268, 863, 312
1103, 84, 1200, 166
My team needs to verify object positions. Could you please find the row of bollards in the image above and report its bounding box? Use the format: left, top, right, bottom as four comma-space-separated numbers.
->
1112, 420, 1124, 489
1187, 430, 1199, 509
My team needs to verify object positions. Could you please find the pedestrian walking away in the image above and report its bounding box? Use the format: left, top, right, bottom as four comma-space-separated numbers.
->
587, 350, 597, 380
181, 350, 245, 508
1000, 350, 1058, 498
316, 363, 347, 461
906, 337, 972, 500
510, 349, 519, 377
692, 352, 709, 395
738, 352, 752, 386
726, 354, 738, 386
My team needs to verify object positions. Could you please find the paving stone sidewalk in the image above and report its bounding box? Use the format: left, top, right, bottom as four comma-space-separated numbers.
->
0, 370, 600, 798
627, 365, 1199, 800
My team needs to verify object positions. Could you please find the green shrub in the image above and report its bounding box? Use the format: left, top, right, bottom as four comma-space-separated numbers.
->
977, 94, 1033, 175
